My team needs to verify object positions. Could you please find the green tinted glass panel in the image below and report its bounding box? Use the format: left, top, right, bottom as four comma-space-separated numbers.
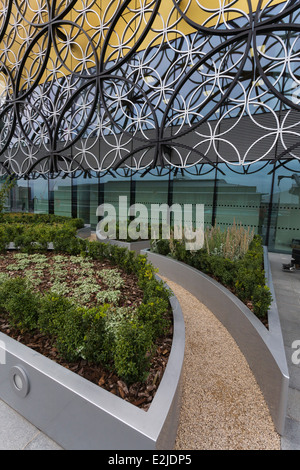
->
89, 174, 99, 229
53, 177, 72, 218
10, 178, 29, 213
270, 161, 300, 252
29, 178, 48, 214
172, 166, 215, 228
134, 170, 169, 225
101, 172, 131, 222
214, 163, 273, 243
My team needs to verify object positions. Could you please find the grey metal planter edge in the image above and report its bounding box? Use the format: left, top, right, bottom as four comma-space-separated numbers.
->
141, 247, 289, 436
0, 280, 185, 450
95, 230, 151, 253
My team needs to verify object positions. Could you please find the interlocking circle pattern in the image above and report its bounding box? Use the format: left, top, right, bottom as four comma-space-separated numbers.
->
0, 0, 299, 176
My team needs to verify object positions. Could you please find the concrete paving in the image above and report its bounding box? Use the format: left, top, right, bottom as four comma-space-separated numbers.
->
268, 252, 300, 450
0, 400, 62, 450
0, 252, 299, 450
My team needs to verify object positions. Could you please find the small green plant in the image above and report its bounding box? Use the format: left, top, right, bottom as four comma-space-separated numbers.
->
38, 293, 76, 336
0, 226, 10, 252
113, 319, 154, 384
96, 290, 121, 305
0, 277, 41, 331
54, 304, 89, 362
80, 305, 110, 364
137, 298, 170, 338
99, 268, 124, 289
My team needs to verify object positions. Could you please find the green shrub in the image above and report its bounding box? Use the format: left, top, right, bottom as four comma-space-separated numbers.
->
0, 225, 9, 252
137, 298, 170, 339
13, 224, 50, 253
0, 277, 41, 330
113, 319, 154, 384
54, 305, 87, 362
0, 214, 84, 254
150, 238, 171, 256
251, 284, 273, 319
81, 305, 110, 364
2, 213, 84, 228
207, 256, 236, 288
38, 296, 110, 363
38, 293, 76, 336
52, 225, 79, 253
140, 276, 171, 304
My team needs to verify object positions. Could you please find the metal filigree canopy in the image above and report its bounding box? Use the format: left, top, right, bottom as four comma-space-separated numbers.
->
0, 0, 300, 177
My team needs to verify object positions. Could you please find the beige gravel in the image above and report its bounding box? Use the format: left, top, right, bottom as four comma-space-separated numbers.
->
160, 277, 281, 451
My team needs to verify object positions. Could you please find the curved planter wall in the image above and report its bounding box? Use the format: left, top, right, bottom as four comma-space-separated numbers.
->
96, 230, 151, 254
142, 248, 289, 436
0, 281, 185, 450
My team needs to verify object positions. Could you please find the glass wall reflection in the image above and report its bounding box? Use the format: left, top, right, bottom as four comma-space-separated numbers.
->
172, 166, 216, 229
75, 172, 100, 228
29, 177, 48, 214
133, 169, 170, 229
10, 178, 29, 213
214, 162, 273, 245
100, 171, 131, 227
270, 160, 300, 252
2, 159, 300, 254
51, 176, 72, 218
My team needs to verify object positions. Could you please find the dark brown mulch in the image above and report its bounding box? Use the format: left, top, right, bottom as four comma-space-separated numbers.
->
0, 251, 145, 310
0, 251, 173, 411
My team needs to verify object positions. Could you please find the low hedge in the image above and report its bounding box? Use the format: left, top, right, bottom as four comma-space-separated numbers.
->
0, 228, 172, 384
2, 212, 84, 228
151, 234, 272, 321
0, 213, 85, 253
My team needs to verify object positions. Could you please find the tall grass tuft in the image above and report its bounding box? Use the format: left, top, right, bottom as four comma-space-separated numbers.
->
204, 220, 255, 261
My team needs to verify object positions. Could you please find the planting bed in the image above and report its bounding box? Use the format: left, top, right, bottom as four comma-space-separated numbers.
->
0, 251, 173, 411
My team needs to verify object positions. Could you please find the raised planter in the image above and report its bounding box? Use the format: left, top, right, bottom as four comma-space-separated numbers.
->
0, 280, 185, 450
96, 229, 151, 254
141, 247, 289, 436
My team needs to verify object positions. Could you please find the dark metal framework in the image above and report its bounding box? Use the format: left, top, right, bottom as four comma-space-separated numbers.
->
0, 0, 300, 178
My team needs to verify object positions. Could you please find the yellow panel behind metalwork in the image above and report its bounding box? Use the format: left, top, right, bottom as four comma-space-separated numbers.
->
0, 0, 286, 91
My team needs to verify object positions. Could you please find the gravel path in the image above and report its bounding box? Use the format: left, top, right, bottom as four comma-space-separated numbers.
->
160, 277, 281, 451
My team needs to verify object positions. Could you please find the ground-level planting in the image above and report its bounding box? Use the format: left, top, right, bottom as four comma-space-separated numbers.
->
0, 250, 173, 411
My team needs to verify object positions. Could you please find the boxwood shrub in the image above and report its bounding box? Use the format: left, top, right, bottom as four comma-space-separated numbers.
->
0, 213, 84, 253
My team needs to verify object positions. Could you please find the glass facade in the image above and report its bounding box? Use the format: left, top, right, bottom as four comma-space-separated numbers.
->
172, 166, 215, 230
50, 176, 72, 219
214, 163, 274, 245
28, 178, 49, 214
4, 158, 300, 254
0, 1, 300, 256
269, 161, 300, 252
